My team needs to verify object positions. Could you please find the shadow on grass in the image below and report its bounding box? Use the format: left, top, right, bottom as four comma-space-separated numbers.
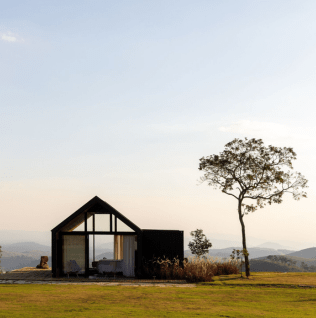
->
213, 274, 251, 282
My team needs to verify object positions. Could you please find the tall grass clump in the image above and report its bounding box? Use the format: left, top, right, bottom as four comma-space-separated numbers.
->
141, 256, 240, 282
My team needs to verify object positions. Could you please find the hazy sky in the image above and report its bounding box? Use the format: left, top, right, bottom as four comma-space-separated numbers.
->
1, 1, 316, 246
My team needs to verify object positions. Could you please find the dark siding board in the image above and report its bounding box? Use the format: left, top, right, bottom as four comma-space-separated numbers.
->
141, 230, 184, 261
60, 231, 136, 235
86, 202, 104, 213
51, 231, 56, 277
136, 232, 143, 276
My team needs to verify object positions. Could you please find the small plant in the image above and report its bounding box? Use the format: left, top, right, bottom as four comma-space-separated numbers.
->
230, 248, 249, 278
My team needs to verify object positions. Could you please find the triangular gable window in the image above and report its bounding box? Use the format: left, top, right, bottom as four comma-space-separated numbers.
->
72, 222, 85, 231
69, 213, 135, 233
116, 218, 134, 232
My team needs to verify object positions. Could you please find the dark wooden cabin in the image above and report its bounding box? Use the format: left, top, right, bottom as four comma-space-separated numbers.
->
51, 196, 183, 278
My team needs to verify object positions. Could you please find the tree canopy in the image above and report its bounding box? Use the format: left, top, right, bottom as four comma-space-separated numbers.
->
199, 138, 308, 215
188, 229, 212, 258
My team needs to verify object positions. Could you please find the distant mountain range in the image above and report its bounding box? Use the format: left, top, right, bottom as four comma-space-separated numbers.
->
0, 242, 52, 271
184, 247, 297, 260
255, 242, 293, 250
1, 242, 51, 254
1, 240, 316, 273
184, 234, 315, 251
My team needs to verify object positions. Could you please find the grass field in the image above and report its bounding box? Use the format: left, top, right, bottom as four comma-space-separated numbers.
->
1, 273, 316, 317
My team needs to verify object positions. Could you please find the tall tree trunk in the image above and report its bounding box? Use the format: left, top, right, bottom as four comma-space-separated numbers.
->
238, 200, 250, 277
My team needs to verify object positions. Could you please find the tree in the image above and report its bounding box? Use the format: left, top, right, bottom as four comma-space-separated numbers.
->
267, 255, 297, 267
301, 262, 310, 271
199, 138, 308, 277
308, 265, 316, 272
188, 229, 212, 258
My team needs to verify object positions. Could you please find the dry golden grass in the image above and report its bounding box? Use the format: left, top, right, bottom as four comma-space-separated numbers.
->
142, 256, 240, 282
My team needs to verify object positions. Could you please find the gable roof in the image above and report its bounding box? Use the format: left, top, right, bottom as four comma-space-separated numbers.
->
51, 196, 141, 233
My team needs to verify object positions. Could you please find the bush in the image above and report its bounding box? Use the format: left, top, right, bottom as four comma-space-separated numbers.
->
141, 256, 239, 283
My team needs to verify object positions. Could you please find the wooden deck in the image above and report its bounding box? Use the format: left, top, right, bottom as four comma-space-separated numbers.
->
0, 267, 52, 281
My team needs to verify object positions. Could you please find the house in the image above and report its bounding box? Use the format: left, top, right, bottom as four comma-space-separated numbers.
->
51, 196, 183, 278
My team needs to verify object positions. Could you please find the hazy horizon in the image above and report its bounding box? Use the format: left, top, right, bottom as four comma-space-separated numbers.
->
0, 229, 314, 251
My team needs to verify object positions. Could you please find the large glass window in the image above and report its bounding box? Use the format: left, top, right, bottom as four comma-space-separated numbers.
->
62, 235, 85, 273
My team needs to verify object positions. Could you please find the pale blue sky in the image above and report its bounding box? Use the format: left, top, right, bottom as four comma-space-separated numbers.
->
1, 1, 316, 245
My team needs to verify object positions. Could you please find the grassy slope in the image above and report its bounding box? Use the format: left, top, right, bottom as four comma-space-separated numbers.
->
252, 255, 316, 267
1, 273, 316, 317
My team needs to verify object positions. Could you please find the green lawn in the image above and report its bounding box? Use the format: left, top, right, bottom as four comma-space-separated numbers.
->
1, 273, 316, 317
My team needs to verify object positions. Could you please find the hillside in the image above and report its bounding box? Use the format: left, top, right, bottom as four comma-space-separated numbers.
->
1, 250, 50, 260
89, 252, 114, 266
0, 255, 48, 271
94, 251, 114, 260
286, 247, 316, 259
253, 255, 316, 268
249, 259, 304, 272
1, 242, 51, 254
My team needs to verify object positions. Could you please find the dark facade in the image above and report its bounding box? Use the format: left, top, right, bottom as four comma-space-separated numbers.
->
142, 230, 184, 261
51, 196, 183, 278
